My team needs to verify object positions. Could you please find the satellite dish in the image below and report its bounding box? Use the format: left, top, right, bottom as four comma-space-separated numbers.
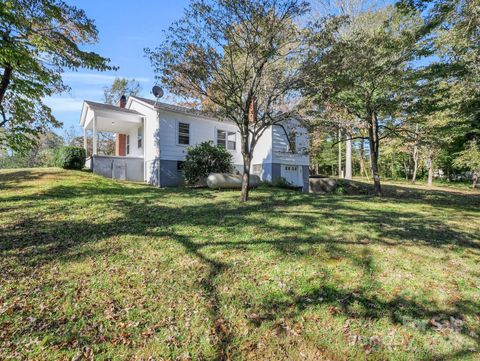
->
152, 85, 164, 99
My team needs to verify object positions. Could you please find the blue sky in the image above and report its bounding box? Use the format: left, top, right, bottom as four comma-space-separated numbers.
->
46, 0, 190, 136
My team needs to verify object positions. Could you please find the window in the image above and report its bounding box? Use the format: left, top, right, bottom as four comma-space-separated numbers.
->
217, 129, 236, 150
227, 132, 236, 150
126, 135, 130, 155
217, 130, 226, 147
178, 122, 190, 145
138, 127, 143, 149
252, 164, 262, 175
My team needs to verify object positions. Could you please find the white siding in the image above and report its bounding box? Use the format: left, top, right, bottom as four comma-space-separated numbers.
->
126, 98, 309, 183
128, 100, 159, 182
158, 110, 243, 166
251, 126, 273, 164
251, 126, 273, 181
272, 119, 309, 166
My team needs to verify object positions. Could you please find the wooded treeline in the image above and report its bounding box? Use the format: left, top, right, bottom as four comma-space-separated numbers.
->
302, 0, 480, 191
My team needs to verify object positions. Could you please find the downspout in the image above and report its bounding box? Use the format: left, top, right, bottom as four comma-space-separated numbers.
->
157, 110, 161, 187
143, 116, 146, 182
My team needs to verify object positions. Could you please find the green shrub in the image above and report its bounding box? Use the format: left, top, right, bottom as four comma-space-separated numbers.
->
54, 146, 86, 170
183, 141, 233, 184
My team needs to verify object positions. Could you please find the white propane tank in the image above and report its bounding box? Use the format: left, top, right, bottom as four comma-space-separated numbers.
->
206, 173, 261, 189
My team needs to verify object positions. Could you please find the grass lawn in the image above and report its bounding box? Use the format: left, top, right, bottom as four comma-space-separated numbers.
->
1, 168, 479, 360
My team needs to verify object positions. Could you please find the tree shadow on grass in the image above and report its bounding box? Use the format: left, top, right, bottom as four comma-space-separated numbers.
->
1, 178, 479, 359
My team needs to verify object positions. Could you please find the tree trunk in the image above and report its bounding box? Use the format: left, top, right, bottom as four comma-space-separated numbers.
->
0, 64, 12, 104
359, 140, 370, 181
338, 128, 342, 177
473, 172, 479, 188
0, 64, 13, 126
368, 113, 382, 196
359, 140, 365, 176
241, 153, 252, 202
427, 152, 434, 187
411, 124, 419, 184
345, 132, 352, 180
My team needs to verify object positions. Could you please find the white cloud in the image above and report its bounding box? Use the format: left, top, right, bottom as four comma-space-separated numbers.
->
62, 72, 150, 85
44, 97, 84, 113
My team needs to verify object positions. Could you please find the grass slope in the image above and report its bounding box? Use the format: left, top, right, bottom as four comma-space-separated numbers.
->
1, 168, 479, 360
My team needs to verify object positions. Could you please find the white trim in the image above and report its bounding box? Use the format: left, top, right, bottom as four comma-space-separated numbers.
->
215, 127, 237, 152
92, 116, 97, 155
176, 120, 191, 147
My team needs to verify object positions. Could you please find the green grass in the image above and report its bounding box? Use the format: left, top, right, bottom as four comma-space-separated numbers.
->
1, 168, 479, 360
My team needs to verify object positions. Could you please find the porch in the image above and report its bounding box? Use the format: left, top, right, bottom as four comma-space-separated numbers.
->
80, 100, 146, 181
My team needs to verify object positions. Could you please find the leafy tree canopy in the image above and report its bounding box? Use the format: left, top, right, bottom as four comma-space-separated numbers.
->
146, 0, 309, 201
0, 0, 115, 152
301, 5, 425, 194
103, 78, 141, 105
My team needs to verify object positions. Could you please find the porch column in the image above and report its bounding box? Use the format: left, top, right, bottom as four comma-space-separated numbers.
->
92, 116, 98, 156
83, 127, 88, 154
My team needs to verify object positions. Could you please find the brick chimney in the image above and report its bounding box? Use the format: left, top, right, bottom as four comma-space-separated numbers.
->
248, 96, 257, 123
119, 95, 127, 108
116, 95, 127, 156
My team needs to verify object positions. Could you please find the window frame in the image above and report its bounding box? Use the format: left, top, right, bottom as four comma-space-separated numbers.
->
216, 128, 236, 151
177, 121, 190, 146
177, 161, 185, 172
137, 127, 143, 149
216, 129, 226, 148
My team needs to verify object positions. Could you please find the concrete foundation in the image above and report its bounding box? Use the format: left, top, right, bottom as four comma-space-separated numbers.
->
91, 155, 144, 182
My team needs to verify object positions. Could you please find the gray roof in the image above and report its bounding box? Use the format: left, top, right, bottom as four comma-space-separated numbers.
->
131, 96, 217, 119
84, 100, 144, 116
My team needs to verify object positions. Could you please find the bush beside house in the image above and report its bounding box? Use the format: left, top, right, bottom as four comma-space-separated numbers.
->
54, 146, 86, 170
183, 142, 233, 185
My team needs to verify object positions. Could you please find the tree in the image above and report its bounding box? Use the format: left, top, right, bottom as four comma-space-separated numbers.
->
453, 140, 480, 188
146, 0, 309, 201
0, 0, 115, 152
301, 7, 423, 195
0, 130, 63, 168
396, 0, 480, 186
103, 78, 141, 105
98, 78, 142, 156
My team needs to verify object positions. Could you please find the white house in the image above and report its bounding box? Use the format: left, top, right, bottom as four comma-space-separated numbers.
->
79, 95, 310, 190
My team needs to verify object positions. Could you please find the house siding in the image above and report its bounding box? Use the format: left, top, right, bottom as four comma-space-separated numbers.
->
272, 120, 309, 166
160, 159, 185, 187
158, 110, 243, 166
128, 99, 160, 184
125, 97, 310, 189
